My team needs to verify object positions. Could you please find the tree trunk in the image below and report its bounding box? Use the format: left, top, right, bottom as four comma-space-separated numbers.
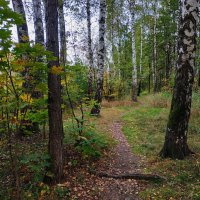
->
129, 0, 137, 102
153, 0, 157, 94
33, 0, 44, 45
160, 0, 199, 159
165, 43, 171, 81
32, 0, 45, 131
148, 62, 151, 93
87, 0, 94, 99
91, 0, 106, 115
46, 0, 63, 182
12, 0, 29, 43
138, 23, 143, 96
58, 0, 67, 66
12, 0, 40, 134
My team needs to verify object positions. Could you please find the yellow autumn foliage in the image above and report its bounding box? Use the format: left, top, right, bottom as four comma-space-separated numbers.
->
20, 93, 33, 103
51, 66, 64, 75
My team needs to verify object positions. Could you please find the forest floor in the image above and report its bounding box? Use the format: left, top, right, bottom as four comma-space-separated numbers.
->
61, 102, 148, 200
0, 93, 200, 199
64, 93, 200, 200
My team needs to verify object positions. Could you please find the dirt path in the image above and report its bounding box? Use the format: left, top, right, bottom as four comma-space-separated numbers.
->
96, 120, 146, 200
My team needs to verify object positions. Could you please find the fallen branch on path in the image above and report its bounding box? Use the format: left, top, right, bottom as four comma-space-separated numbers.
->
97, 172, 165, 181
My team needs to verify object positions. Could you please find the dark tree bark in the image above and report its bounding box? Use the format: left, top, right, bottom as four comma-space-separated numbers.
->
165, 43, 171, 81
160, 0, 199, 159
87, 0, 94, 99
12, 0, 29, 43
46, 0, 63, 182
153, 0, 157, 94
33, 0, 45, 45
91, 0, 106, 115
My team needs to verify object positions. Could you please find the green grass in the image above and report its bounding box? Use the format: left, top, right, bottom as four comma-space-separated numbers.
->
63, 117, 113, 160
122, 92, 200, 200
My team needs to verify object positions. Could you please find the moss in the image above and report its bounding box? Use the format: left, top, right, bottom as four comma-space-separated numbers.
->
167, 101, 185, 129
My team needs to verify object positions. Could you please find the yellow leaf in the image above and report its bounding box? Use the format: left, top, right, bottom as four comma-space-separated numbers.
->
20, 93, 33, 103
20, 35, 29, 42
51, 66, 64, 75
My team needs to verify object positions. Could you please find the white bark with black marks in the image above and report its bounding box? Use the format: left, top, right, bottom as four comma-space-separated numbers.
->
91, 0, 106, 115
12, 0, 29, 43
33, 0, 44, 45
160, 0, 199, 159
87, 0, 94, 99
129, 0, 137, 101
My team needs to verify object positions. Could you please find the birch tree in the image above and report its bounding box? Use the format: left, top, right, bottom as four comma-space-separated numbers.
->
46, 0, 63, 181
91, 0, 106, 115
12, 0, 29, 43
160, 0, 199, 159
33, 0, 44, 45
129, 0, 137, 101
87, 0, 94, 99
138, 0, 144, 96
58, 0, 67, 66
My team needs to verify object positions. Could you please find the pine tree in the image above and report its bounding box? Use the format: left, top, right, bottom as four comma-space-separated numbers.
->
46, 0, 64, 182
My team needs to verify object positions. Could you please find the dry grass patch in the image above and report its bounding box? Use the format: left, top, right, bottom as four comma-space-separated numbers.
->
142, 93, 171, 108
101, 100, 136, 108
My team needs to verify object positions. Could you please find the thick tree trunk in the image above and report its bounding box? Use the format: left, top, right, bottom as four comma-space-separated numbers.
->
129, 0, 137, 102
33, 0, 44, 45
46, 0, 63, 182
160, 0, 199, 159
12, 0, 29, 43
58, 0, 67, 66
91, 0, 106, 115
87, 0, 94, 99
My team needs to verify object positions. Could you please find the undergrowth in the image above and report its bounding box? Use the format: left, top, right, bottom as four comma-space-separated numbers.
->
63, 119, 110, 160
122, 92, 200, 200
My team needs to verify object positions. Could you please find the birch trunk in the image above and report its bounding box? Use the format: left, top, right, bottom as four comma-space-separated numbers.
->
138, 0, 144, 96
46, 0, 63, 182
33, 0, 44, 45
32, 0, 44, 129
87, 0, 94, 99
138, 24, 143, 96
129, 0, 137, 102
12, 0, 40, 134
160, 0, 199, 159
12, 0, 29, 43
58, 0, 67, 66
91, 0, 106, 115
